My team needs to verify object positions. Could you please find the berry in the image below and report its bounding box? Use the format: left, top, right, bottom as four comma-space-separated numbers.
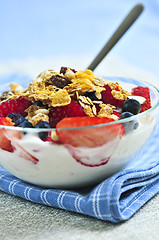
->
0, 97, 32, 117
7, 113, 25, 126
122, 99, 141, 115
56, 116, 124, 148
49, 99, 86, 128
112, 110, 121, 118
34, 121, 51, 140
56, 116, 125, 167
0, 117, 14, 126
0, 117, 38, 163
0, 117, 18, 152
19, 120, 33, 128
119, 112, 139, 133
131, 86, 151, 112
120, 112, 134, 119
35, 121, 50, 128
101, 84, 124, 108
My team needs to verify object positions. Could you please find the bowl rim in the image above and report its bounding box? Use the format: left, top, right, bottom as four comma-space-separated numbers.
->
0, 76, 159, 132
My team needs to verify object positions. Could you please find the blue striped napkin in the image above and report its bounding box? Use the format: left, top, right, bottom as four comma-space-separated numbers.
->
0, 121, 158, 223
0, 74, 159, 223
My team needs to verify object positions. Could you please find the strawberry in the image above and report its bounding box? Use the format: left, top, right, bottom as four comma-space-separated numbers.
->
56, 116, 124, 167
112, 110, 121, 118
49, 99, 86, 128
0, 117, 15, 152
56, 117, 124, 148
0, 117, 14, 126
101, 84, 124, 108
131, 86, 151, 112
0, 97, 32, 117
0, 117, 38, 164
0, 117, 17, 152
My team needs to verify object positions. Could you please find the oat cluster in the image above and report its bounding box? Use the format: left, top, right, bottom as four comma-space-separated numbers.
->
2, 68, 131, 124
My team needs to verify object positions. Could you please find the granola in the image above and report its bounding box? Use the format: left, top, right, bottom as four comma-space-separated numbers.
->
2, 67, 132, 123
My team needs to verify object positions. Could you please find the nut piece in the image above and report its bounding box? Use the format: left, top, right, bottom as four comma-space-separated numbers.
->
9, 83, 24, 93
31, 113, 49, 126
25, 105, 49, 126
50, 130, 59, 142
65, 69, 75, 79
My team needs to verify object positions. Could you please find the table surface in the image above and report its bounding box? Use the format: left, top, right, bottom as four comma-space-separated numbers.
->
0, 1, 159, 239
0, 191, 158, 240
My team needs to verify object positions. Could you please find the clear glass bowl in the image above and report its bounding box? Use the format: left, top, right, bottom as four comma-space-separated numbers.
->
0, 76, 159, 188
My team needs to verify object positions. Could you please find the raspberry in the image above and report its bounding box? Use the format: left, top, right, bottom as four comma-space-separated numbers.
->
101, 84, 124, 108
131, 86, 151, 112
49, 99, 86, 127
0, 97, 32, 117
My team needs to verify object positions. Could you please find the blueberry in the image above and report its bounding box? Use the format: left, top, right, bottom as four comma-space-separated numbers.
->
122, 99, 141, 115
33, 100, 47, 108
7, 113, 25, 126
119, 112, 139, 133
34, 121, 51, 140
19, 120, 33, 128
84, 91, 98, 101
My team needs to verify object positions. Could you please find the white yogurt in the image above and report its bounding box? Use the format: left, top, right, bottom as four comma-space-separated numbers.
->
0, 117, 155, 188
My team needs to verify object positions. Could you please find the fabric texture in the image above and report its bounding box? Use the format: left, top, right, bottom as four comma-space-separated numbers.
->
0, 74, 159, 223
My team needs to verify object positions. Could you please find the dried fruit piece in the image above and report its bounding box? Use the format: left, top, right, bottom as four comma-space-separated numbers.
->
60, 67, 76, 75
48, 74, 71, 88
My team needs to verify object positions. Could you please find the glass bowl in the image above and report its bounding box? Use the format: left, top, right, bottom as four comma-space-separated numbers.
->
0, 76, 158, 188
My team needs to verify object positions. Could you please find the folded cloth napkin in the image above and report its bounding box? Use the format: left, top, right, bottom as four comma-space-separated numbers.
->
0, 122, 158, 223
0, 74, 159, 223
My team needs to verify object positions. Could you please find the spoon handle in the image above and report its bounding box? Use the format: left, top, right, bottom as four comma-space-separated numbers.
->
87, 4, 144, 71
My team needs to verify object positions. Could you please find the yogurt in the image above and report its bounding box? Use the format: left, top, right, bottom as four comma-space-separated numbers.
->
0, 116, 155, 188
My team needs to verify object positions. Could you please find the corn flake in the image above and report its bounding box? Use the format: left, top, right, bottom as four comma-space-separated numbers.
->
51, 89, 71, 107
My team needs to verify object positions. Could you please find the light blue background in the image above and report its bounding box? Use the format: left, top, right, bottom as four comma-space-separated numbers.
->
0, 0, 159, 77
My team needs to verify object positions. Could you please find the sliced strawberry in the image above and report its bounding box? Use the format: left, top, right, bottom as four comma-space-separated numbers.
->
0, 129, 14, 152
131, 86, 151, 112
14, 142, 39, 164
101, 84, 124, 108
0, 117, 14, 126
3, 129, 39, 164
0, 117, 15, 152
56, 116, 124, 167
112, 110, 121, 117
0, 117, 38, 164
56, 117, 124, 148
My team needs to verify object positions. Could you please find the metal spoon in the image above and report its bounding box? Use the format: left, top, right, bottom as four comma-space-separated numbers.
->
87, 4, 144, 71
